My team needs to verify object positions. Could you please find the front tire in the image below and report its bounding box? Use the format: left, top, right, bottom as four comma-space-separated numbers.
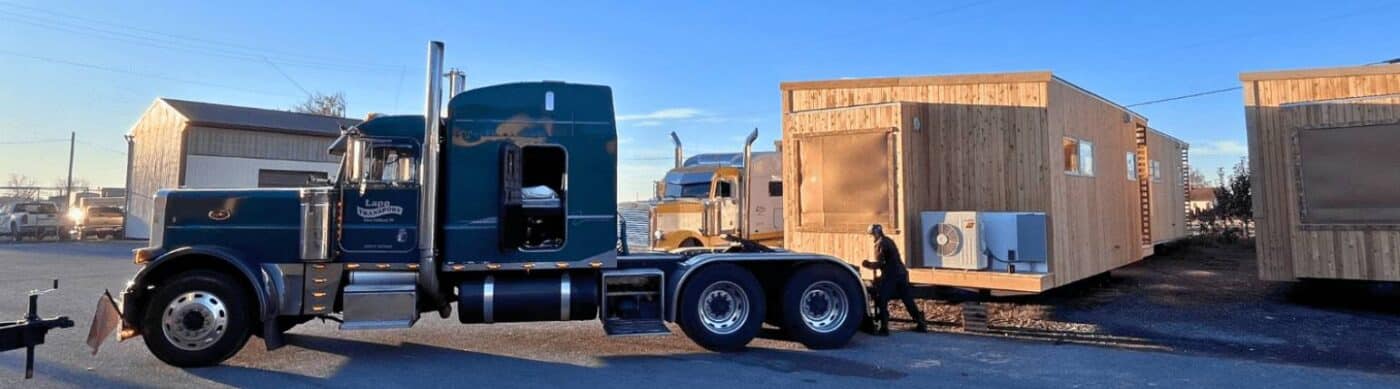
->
142, 270, 253, 367
781, 264, 865, 349
678, 263, 766, 352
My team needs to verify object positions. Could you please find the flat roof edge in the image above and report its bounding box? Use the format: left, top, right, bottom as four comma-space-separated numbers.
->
1049, 76, 1148, 122
780, 71, 1054, 91
1240, 63, 1400, 82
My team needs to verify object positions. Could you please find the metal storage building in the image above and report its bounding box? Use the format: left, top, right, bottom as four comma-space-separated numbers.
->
1241, 63, 1400, 282
779, 72, 1190, 293
123, 98, 359, 239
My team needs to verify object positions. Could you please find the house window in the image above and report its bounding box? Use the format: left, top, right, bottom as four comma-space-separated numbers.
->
1063, 137, 1094, 176
768, 180, 782, 197
1126, 152, 1138, 181
1150, 160, 1162, 182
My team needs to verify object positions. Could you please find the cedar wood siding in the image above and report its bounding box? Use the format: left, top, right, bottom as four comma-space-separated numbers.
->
1044, 79, 1146, 288
1242, 64, 1400, 282
781, 73, 1180, 292
1147, 129, 1189, 245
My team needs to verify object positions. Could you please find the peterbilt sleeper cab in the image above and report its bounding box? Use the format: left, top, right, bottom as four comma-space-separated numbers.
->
91, 42, 867, 367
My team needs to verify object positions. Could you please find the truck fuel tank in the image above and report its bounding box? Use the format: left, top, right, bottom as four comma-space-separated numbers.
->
457, 271, 598, 324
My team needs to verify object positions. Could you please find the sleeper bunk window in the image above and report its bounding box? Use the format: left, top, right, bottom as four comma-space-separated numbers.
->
1296, 122, 1400, 225
794, 128, 896, 232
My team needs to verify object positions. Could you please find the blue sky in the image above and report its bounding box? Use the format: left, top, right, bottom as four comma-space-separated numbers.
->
1, 0, 1397, 200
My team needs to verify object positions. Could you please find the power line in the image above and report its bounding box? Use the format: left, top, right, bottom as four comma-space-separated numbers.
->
263, 57, 313, 97
0, 4, 401, 73
75, 140, 127, 155
802, 0, 1000, 48
0, 49, 299, 98
1125, 86, 1243, 108
0, 139, 67, 145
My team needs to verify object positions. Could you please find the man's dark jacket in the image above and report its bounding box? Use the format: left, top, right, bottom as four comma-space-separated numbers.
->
873, 235, 908, 278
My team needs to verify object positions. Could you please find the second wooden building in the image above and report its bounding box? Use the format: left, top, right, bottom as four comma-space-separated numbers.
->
779, 72, 1188, 293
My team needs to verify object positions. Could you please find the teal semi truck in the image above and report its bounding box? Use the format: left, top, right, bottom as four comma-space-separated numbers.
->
89, 42, 867, 367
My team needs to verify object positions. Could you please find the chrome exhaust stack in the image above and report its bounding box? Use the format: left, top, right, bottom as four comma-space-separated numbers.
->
418, 41, 446, 311
740, 128, 758, 239
446, 68, 467, 98
669, 131, 683, 168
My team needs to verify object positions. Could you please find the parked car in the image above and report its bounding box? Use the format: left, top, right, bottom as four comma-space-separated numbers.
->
0, 201, 66, 242
70, 205, 124, 240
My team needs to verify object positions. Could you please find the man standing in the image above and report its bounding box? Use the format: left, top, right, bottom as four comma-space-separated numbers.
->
862, 224, 929, 335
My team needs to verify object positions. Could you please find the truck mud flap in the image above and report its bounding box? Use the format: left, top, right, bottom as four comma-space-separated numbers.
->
86, 290, 123, 355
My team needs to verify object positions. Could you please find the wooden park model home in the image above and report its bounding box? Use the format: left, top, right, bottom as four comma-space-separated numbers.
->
780, 72, 1189, 293
1241, 63, 1400, 283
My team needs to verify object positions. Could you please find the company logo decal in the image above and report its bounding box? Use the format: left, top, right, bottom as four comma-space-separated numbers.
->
357, 200, 404, 219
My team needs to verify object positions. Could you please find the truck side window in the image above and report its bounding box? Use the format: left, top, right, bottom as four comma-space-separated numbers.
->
380, 149, 418, 185
715, 181, 733, 198
351, 143, 418, 186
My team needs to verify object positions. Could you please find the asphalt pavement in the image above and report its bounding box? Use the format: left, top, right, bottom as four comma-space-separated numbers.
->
1, 241, 1397, 388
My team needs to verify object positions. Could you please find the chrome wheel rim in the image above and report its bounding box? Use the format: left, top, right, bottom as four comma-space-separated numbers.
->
800, 281, 848, 333
161, 290, 228, 351
698, 281, 749, 335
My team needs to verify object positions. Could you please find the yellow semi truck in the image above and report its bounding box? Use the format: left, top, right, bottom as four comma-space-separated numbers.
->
650, 130, 783, 250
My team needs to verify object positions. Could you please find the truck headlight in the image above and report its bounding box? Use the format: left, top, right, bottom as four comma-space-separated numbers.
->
653, 230, 665, 241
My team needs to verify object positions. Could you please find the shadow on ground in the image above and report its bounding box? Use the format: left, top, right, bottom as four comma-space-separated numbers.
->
885, 238, 1400, 375
186, 333, 905, 387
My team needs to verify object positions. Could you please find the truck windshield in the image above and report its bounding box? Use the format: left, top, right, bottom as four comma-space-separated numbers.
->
16, 203, 57, 214
665, 183, 711, 198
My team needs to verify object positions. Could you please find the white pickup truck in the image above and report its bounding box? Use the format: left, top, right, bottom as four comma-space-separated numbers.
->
0, 201, 65, 242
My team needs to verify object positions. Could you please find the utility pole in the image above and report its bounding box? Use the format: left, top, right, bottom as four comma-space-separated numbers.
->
64, 132, 74, 205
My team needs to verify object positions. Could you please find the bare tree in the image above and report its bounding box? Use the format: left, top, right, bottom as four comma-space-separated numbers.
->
5, 174, 39, 200
1186, 167, 1207, 188
52, 177, 92, 192
291, 92, 347, 117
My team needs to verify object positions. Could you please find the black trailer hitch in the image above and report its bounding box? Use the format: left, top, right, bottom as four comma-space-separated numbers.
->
0, 280, 75, 379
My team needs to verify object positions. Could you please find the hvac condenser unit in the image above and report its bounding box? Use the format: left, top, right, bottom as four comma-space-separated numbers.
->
920, 211, 1049, 273
921, 211, 985, 270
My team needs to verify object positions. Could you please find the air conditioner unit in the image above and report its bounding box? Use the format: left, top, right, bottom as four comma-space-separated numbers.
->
920, 211, 1049, 273
920, 211, 985, 270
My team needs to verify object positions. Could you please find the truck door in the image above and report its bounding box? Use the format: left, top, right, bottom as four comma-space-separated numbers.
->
340, 140, 420, 257
707, 177, 738, 235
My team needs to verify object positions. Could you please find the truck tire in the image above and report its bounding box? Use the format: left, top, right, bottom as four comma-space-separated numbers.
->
679, 238, 702, 248
141, 270, 254, 367
780, 264, 865, 349
678, 263, 765, 352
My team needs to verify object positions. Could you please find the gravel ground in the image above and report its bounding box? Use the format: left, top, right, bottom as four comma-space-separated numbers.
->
884, 238, 1400, 373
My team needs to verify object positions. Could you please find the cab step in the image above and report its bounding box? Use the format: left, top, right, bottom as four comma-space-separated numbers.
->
340, 271, 418, 330
603, 318, 671, 337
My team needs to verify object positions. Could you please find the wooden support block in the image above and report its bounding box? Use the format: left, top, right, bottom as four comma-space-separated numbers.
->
961, 301, 989, 333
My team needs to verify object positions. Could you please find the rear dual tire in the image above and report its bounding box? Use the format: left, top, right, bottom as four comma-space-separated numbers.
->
780, 264, 865, 349
678, 263, 766, 352
678, 263, 865, 351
